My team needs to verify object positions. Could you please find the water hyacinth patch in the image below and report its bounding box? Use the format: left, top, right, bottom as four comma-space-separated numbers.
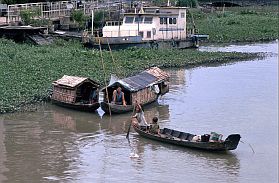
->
192, 6, 279, 43
0, 39, 259, 114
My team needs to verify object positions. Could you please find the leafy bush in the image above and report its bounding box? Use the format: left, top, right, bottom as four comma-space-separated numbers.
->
177, 0, 198, 8
71, 9, 89, 30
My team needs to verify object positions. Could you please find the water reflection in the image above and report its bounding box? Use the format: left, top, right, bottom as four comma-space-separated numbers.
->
51, 105, 102, 133
0, 117, 8, 182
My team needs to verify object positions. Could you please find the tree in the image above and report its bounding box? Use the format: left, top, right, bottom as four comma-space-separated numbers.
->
177, 0, 198, 8
71, 9, 89, 30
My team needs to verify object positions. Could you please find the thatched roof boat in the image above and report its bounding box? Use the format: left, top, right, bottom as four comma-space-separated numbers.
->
51, 75, 100, 112
101, 67, 169, 114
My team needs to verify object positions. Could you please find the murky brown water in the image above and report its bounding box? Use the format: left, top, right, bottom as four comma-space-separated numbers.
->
0, 42, 278, 183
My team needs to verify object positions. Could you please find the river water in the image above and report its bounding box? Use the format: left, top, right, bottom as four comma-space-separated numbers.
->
0, 42, 278, 183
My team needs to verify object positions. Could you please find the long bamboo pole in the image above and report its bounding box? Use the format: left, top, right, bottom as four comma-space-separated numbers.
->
106, 38, 124, 78
98, 39, 112, 116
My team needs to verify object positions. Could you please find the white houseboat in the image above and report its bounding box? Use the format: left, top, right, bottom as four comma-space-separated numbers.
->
86, 6, 203, 49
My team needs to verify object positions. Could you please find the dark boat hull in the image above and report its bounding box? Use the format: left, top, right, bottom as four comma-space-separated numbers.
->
100, 102, 134, 114
51, 99, 100, 112
101, 98, 157, 114
86, 37, 198, 50
133, 124, 241, 151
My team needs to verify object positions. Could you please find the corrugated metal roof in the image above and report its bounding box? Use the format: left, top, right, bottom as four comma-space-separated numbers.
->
53, 75, 99, 88
107, 67, 169, 92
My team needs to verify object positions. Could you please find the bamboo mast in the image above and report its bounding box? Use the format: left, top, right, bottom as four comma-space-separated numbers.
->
106, 38, 125, 78
98, 39, 112, 116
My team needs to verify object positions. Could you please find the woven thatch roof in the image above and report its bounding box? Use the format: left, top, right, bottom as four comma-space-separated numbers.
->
52, 75, 99, 88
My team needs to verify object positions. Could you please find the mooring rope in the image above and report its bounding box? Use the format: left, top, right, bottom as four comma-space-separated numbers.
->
240, 140, 255, 154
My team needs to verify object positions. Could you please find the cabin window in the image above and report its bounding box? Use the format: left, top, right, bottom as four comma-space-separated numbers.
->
144, 17, 153, 24
139, 31, 144, 38
163, 17, 167, 24
160, 17, 164, 24
169, 18, 173, 24
181, 12, 185, 18
135, 16, 143, 23
147, 31, 151, 38
173, 18, 177, 24
160, 17, 167, 24
125, 16, 134, 24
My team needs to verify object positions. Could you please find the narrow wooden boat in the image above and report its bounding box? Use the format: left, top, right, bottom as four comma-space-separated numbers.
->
132, 123, 241, 151
101, 99, 157, 114
101, 67, 169, 114
51, 75, 100, 112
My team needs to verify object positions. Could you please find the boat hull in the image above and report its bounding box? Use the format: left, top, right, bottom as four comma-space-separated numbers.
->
51, 99, 100, 112
101, 98, 157, 114
85, 37, 199, 50
133, 124, 241, 151
100, 102, 134, 114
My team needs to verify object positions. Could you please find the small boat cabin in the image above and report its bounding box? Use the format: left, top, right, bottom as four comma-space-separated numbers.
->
102, 6, 188, 41
102, 67, 169, 105
51, 75, 100, 105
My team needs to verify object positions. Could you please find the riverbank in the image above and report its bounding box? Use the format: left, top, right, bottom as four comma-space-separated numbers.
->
193, 5, 279, 43
0, 38, 262, 114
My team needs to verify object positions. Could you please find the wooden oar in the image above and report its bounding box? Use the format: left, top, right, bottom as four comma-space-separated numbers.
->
126, 121, 132, 139
126, 104, 136, 139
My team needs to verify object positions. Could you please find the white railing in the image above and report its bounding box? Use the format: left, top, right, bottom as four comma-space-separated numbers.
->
105, 21, 122, 26
7, 1, 77, 23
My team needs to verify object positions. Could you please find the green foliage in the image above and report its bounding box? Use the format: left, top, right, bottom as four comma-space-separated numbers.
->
93, 10, 109, 28
193, 6, 279, 43
19, 9, 48, 26
2, 0, 28, 5
153, 0, 176, 6
177, 0, 198, 8
71, 9, 89, 30
0, 38, 259, 113
20, 9, 35, 25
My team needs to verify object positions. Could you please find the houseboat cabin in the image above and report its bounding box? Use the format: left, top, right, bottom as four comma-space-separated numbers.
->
101, 67, 169, 114
51, 75, 100, 111
103, 6, 188, 41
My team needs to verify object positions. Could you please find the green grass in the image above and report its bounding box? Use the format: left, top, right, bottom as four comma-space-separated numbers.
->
191, 6, 279, 43
0, 38, 260, 113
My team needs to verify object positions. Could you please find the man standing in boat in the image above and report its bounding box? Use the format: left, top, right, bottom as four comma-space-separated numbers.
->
132, 102, 149, 129
112, 86, 127, 106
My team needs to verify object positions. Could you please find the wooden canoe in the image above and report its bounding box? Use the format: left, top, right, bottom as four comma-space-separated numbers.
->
100, 102, 134, 114
132, 124, 241, 151
100, 98, 158, 114
52, 99, 100, 112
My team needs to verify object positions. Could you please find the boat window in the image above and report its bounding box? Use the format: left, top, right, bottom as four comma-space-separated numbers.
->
160, 17, 164, 24
169, 18, 173, 24
163, 17, 167, 24
144, 17, 153, 24
135, 16, 143, 23
147, 31, 151, 38
173, 18, 177, 24
125, 16, 134, 24
139, 31, 144, 38
160, 17, 167, 24
181, 12, 185, 18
